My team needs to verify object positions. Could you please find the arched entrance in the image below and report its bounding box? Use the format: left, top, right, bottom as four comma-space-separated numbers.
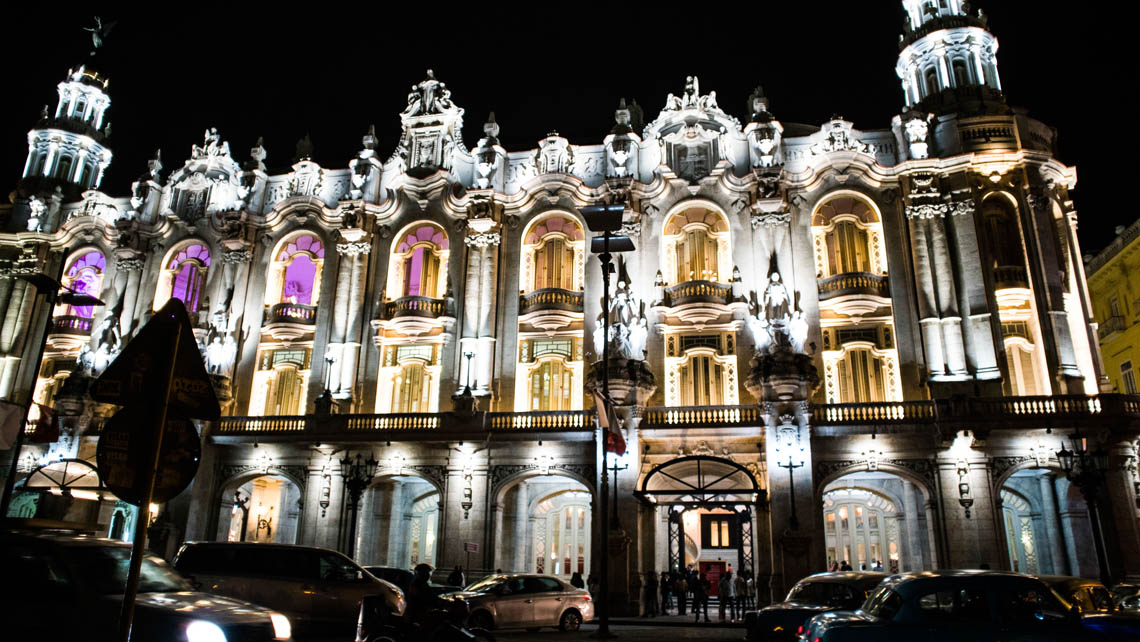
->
493, 472, 592, 580
999, 468, 1095, 577
216, 473, 303, 544
637, 456, 762, 589
819, 469, 937, 572
356, 475, 440, 568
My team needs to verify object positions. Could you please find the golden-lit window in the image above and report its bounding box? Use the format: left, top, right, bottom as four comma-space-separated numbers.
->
837, 348, 886, 403
827, 221, 870, 275
530, 359, 574, 411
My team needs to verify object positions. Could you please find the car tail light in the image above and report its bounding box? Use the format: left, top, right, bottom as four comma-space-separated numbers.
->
798, 625, 803, 634
583, 595, 591, 601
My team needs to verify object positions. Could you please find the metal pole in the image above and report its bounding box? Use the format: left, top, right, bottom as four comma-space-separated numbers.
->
1083, 483, 1112, 587
119, 327, 180, 642
0, 291, 52, 519
595, 231, 613, 638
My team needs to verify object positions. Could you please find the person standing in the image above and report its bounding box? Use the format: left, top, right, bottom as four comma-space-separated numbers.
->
675, 572, 688, 615
587, 573, 599, 596
447, 565, 465, 587
570, 571, 585, 589
660, 571, 672, 615
692, 572, 710, 623
643, 571, 659, 617
717, 571, 735, 622
733, 570, 747, 618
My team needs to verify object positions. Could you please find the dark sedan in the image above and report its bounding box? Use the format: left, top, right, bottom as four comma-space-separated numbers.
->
745, 572, 886, 641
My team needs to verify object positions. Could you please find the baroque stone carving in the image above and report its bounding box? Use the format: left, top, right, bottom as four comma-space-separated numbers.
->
905, 203, 948, 220
991, 455, 1037, 482
465, 232, 501, 248
490, 463, 596, 493
336, 241, 371, 256
217, 463, 308, 493
814, 458, 937, 490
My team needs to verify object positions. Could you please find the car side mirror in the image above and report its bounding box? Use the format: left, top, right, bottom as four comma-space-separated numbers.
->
1034, 609, 1070, 623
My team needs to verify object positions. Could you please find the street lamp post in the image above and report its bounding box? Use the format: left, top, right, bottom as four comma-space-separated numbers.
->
583, 204, 634, 638
339, 452, 378, 559
1055, 433, 1112, 586
0, 273, 104, 520
608, 452, 629, 528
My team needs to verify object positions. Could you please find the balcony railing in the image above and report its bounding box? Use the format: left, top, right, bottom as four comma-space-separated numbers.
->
817, 273, 889, 301
519, 288, 584, 315
217, 416, 307, 434
993, 265, 1029, 290
643, 405, 762, 429
663, 281, 732, 307
50, 315, 94, 336
812, 401, 936, 425
1099, 315, 1127, 341
381, 296, 451, 320
264, 302, 317, 325
487, 410, 593, 431
347, 414, 441, 431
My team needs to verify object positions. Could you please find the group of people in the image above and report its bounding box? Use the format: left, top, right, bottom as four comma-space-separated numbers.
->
642, 567, 756, 623
828, 559, 884, 572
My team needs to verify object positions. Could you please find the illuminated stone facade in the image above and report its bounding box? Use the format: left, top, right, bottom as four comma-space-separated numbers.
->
2, 1, 1139, 607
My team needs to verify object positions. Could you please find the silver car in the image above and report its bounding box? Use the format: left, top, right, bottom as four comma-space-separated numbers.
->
451, 574, 593, 632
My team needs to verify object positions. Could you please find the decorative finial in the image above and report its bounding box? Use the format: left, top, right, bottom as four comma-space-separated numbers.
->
83, 16, 117, 57
294, 134, 313, 162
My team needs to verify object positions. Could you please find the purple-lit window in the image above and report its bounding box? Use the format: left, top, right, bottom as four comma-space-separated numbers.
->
395, 225, 447, 298
168, 243, 211, 313
62, 250, 105, 319
277, 234, 324, 306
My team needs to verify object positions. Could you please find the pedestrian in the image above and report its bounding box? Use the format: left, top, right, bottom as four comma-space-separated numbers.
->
717, 571, 736, 621
745, 570, 756, 610
570, 571, 585, 589
691, 572, 710, 623
644, 571, 659, 617
840, 560, 853, 571
447, 565, 465, 587
660, 571, 673, 614
872, 560, 883, 572
587, 573, 599, 596
675, 572, 688, 615
733, 570, 747, 618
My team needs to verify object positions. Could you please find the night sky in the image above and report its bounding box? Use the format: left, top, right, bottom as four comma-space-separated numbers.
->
0, 3, 1124, 255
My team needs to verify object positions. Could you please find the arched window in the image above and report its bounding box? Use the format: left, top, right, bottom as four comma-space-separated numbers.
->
823, 488, 900, 572
813, 196, 885, 278
680, 353, 725, 406
1000, 488, 1039, 574
925, 68, 939, 97
530, 358, 574, 411
663, 208, 729, 284
266, 233, 325, 307
154, 242, 211, 313
522, 215, 584, 293
837, 348, 886, 403
982, 198, 1027, 270
57, 156, 73, 181
389, 224, 449, 299
58, 250, 105, 320
535, 492, 592, 578
952, 59, 970, 87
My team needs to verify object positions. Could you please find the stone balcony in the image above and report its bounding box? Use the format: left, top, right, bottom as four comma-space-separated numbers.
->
817, 272, 891, 316
262, 302, 318, 341
376, 295, 455, 337
46, 314, 94, 351
655, 280, 739, 325
993, 265, 1030, 290
518, 288, 584, 331
1098, 315, 1127, 342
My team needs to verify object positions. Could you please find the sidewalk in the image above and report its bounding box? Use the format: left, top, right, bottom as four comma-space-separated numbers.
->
610, 612, 747, 627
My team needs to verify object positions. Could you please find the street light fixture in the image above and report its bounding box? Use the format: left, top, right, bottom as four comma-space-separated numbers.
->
583, 203, 634, 639
1055, 431, 1112, 586
0, 273, 105, 520
338, 451, 378, 559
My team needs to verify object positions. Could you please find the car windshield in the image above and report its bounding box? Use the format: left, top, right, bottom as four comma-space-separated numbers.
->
787, 582, 854, 605
63, 546, 191, 595
861, 586, 902, 620
465, 576, 504, 593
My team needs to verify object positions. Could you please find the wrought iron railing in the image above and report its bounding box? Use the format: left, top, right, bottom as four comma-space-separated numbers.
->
50, 315, 94, 335
663, 281, 732, 307
817, 273, 889, 300
519, 288, 584, 315
1098, 315, 1127, 340
264, 302, 317, 325
382, 296, 451, 319
487, 410, 593, 431
993, 265, 1029, 290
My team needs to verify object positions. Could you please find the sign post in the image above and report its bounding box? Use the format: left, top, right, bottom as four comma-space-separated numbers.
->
90, 299, 219, 642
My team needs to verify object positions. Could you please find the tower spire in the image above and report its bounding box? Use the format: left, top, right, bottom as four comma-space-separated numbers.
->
896, 1, 1002, 113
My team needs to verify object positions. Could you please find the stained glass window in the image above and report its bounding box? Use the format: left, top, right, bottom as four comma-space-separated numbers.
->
62, 250, 105, 319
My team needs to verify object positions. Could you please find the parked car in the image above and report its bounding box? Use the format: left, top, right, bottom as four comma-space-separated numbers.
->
1112, 583, 1140, 609
1040, 576, 1116, 614
1, 530, 292, 641
448, 573, 593, 632
800, 570, 1093, 641
744, 572, 886, 641
364, 566, 463, 596
174, 541, 403, 640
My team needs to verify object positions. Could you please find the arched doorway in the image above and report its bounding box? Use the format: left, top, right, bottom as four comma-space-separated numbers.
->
216, 473, 303, 544
356, 475, 440, 569
819, 470, 937, 573
999, 468, 1095, 577
493, 473, 592, 580
637, 456, 762, 589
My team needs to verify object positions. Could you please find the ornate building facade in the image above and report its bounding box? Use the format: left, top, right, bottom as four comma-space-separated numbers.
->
3, 1, 1139, 609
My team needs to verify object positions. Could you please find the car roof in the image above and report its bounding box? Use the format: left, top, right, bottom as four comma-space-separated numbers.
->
180, 540, 345, 556
1039, 576, 1105, 590
799, 572, 888, 583
878, 570, 1039, 596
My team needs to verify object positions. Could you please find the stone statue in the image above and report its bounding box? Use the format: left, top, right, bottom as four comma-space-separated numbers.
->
26, 197, 46, 232
205, 335, 228, 375
92, 315, 122, 373
750, 264, 808, 354
403, 69, 454, 117
594, 261, 650, 362
84, 16, 116, 55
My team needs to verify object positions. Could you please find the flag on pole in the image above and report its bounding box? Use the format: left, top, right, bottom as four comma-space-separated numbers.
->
0, 400, 23, 449
593, 388, 625, 456
27, 403, 58, 444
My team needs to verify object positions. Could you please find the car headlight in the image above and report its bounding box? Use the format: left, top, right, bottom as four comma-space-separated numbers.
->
185, 620, 227, 642
270, 613, 291, 640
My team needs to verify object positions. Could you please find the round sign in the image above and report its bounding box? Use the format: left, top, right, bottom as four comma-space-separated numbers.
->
95, 407, 201, 506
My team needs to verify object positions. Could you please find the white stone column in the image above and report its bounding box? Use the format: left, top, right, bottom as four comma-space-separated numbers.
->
908, 215, 946, 377
387, 482, 404, 566
476, 240, 499, 394
336, 235, 370, 402
902, 480, 922, 570
1037, 473, 1067, 575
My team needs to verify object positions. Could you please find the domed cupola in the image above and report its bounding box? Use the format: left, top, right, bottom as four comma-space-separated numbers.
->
20, 64, 114, 198
896, 1, 1005, 114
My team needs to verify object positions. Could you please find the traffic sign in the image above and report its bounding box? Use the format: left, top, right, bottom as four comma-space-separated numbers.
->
464, 542, 479, 553
91, 299, 220, 420
95, 407, 201, 506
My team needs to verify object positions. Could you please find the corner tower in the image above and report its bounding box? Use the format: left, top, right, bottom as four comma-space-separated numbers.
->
20, 64, 113, 198
896, 1, 1003, 113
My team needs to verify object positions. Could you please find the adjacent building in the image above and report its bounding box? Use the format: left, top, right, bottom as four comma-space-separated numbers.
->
2, 1, 1138, 610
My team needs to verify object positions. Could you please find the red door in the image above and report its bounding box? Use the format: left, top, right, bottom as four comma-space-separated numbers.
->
699, 561, 726, 597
